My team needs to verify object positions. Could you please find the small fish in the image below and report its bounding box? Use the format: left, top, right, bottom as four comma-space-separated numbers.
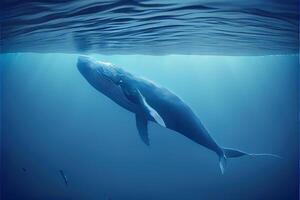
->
59, 170, 68, 186
22, 168, 27, 172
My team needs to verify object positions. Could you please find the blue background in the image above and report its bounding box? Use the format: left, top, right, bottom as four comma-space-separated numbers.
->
0, 53, 298, 200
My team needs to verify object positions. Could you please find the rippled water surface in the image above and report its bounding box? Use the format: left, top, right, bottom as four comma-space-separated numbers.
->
1, 0, 299, 55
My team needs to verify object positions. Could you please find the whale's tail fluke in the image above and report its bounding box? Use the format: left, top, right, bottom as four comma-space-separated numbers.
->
218, 147, 282, 174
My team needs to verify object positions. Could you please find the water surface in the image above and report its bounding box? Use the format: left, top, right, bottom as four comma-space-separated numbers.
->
1, 0, 298, 55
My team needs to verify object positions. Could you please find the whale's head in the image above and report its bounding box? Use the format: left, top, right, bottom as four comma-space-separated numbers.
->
77, 56, 123, 91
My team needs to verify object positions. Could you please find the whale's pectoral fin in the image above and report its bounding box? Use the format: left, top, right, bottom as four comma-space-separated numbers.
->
121, 85, 165, 127
140, 96, 165, 127
135, 115, 150, 146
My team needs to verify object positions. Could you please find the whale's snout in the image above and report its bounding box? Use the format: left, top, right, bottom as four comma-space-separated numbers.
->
78, 55, 90, 63
77, 56, 90, 68
77, 56, 92, 75
77, 56, 120, 86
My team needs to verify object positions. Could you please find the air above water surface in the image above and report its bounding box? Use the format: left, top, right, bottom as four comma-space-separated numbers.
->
1, 0, 299, 55
0, 0, 299, 200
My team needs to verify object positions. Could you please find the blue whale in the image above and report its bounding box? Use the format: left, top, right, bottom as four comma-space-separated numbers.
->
77, 56, 280, 174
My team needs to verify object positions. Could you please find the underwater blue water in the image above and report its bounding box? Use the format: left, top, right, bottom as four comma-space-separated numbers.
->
1, 0, 299, 55
0, 53, 298, 200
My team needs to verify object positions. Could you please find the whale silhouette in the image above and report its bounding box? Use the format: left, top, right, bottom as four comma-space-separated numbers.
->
77, 56, 281, 174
